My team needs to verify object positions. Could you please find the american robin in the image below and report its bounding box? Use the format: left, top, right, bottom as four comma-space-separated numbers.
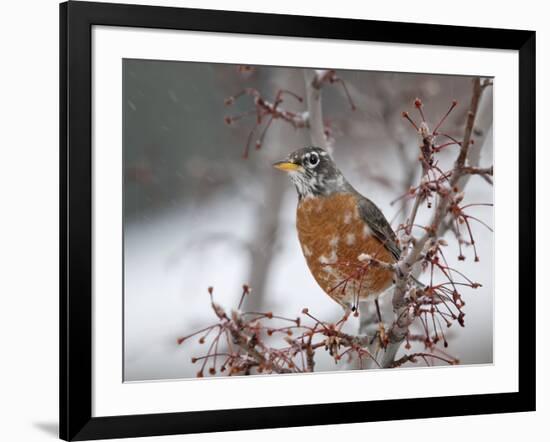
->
273, 146, 400, 311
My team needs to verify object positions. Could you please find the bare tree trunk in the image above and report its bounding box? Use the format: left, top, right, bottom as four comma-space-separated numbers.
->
244, 70, 308, 311
244, 173, 286, 312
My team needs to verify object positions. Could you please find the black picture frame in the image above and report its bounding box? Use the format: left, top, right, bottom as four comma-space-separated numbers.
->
60, 1, 536, 440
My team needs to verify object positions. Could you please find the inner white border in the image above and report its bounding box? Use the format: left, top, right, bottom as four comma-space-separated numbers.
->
93, 26, 519, 417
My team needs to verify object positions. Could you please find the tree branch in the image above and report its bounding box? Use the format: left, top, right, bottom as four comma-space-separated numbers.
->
229, 310, 293, 374
382, 77, 489, 368
303, 70, 330, 151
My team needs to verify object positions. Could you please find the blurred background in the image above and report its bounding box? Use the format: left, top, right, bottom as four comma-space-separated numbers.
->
123, 59, 493, 381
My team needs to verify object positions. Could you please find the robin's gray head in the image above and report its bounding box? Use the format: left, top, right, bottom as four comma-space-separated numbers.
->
273, 147, 350, 199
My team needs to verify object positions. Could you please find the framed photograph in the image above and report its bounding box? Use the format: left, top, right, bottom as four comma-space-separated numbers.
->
60, 1, 536, 440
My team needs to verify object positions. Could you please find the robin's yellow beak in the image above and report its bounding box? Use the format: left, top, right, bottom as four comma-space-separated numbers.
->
273, 161, 303, 172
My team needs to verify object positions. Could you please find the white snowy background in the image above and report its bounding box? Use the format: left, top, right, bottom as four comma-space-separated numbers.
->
122, 60, 493, 381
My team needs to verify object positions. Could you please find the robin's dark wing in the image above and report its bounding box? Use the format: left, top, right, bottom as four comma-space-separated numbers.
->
356, 195, 401, 260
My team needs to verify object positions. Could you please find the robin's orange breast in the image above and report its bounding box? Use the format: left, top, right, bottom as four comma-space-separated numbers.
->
296, 193, 395, 307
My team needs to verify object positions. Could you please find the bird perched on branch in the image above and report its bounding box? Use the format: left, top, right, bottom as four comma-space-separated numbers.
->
274, 146, 400, 311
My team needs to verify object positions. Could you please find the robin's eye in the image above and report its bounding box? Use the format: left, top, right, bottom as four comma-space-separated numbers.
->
307, 153, 319, 167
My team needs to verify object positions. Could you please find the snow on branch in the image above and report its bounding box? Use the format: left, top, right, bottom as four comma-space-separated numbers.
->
224, 88, 307, 159
224, 70, 355, 158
